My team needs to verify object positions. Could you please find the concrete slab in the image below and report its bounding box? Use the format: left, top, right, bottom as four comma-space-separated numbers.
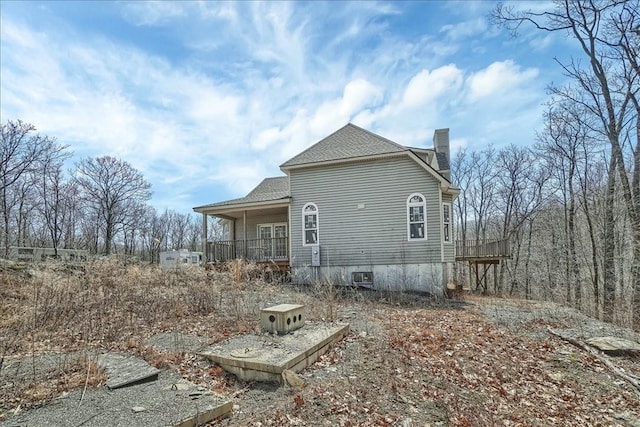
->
198, 322, 349, 383
96, 353, 162, 389
0, 370, 232, 427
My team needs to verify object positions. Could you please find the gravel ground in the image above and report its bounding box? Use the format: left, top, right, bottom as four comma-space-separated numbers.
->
2, 285, 638, 427
0, 369, 230, 427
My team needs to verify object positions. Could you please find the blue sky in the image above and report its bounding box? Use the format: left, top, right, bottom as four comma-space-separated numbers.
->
0, 1, 576, 214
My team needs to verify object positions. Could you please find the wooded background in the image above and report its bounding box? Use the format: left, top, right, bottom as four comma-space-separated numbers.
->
1, 1, 637, 329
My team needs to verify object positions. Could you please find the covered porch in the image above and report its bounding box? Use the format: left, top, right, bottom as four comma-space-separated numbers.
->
193, 176, 292, 268
200, 203, 290, 266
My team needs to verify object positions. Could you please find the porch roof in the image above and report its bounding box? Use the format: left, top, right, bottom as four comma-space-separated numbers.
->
193, 176, 290, 214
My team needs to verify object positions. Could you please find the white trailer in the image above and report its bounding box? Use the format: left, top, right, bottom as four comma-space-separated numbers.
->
159, 250, 202, 267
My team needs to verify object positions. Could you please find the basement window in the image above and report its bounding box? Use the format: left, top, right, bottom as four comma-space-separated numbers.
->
352, 272, 373, 286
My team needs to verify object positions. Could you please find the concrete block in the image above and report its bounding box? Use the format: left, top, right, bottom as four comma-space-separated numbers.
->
261, 304, 305, 335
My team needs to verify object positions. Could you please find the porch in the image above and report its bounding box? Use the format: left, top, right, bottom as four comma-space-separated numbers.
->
206, 237, 289, 265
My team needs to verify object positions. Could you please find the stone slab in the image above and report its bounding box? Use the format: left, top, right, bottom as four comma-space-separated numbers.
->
586, 336, 640, 356
198, 322, 349, 383
96, 353, 162, 389
0, 370, 232, 427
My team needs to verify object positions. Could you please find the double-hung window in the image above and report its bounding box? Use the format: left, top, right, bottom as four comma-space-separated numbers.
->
443, 202, 451, 243
407, 193, 426, 240
303, 203, 319, 245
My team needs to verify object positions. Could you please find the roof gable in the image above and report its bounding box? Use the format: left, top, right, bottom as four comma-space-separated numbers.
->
280, 123, 406, 168
193, 176, 289, 210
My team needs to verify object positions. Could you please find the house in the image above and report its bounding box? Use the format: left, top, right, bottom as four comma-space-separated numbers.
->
193, 123, 459, 294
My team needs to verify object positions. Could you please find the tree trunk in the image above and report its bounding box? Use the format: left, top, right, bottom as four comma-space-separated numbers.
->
602, 154, 617, 323
568, 162, 581, 310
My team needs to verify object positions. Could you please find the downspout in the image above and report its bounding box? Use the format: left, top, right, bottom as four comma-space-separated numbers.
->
287, 204, 291, 265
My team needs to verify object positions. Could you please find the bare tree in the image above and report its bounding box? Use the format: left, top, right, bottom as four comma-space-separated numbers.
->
494, 145, 550, 294
0, 120, 67, 257
36, 149, 73, 257
492, 0, 640, 329
73, 156, 152, 255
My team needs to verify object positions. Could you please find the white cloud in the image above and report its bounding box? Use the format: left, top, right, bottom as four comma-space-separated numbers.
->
401, 65, 463, 109
440, 18, 488, 40
465, 60, 539, 103
121, 2, 188, 26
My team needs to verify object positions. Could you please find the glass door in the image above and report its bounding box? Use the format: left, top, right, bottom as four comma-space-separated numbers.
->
257, 223, 288, 260
274, 224, 287, 259
258, 224, 273, 259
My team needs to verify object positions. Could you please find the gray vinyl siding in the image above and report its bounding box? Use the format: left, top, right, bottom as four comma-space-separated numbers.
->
233, 213, 288, 240
290, 155, 443, 268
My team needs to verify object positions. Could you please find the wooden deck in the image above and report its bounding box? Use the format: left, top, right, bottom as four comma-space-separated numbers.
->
455, 239, 511, 262
455, 238, 511, 293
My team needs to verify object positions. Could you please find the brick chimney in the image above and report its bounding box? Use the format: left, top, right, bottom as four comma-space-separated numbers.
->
433, 128, 450, 181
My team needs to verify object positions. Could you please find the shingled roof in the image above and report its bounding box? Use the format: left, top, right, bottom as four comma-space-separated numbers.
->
194, 176, 289, 210
280, 123, 407, 168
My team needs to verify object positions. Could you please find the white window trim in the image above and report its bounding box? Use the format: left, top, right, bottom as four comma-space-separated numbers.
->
256, 223, 288, 239
302, 203, 319, 246
442, 202, 452, 244
407, 193, 427, 241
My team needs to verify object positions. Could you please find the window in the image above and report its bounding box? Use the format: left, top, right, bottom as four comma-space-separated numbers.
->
352, 272, 373, 286
443, 203, 452, 243
303, 203, 319, 245
407, 193, 426, 240
221, 221, 231, 241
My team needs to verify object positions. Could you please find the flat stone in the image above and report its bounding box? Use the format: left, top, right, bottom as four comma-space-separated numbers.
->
96, 353, 161, 389
132, 406, 147, 413
586, 336, 640, 356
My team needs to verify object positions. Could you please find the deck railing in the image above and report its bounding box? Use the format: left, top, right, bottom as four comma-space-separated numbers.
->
206, 237, 288, 263
455, 238, 511, 260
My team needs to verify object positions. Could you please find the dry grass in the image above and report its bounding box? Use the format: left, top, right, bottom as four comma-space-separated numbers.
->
2, 260, 638, 426
0, 258, 311, 415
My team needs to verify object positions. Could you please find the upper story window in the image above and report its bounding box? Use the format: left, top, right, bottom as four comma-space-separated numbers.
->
443, 202, 452, 243
407, 193, 426, 240
303, 203, 319, 245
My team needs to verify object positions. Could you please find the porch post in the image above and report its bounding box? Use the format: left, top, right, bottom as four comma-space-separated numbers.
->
201, 213, 208, 263
243, 210, 247, 258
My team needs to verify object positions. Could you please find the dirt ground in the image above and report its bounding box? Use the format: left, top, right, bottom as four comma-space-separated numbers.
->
1, 262, 639, 426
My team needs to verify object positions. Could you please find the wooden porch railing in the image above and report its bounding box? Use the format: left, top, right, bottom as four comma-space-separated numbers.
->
455, 238, 511, 261
206, 237, 288, 263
